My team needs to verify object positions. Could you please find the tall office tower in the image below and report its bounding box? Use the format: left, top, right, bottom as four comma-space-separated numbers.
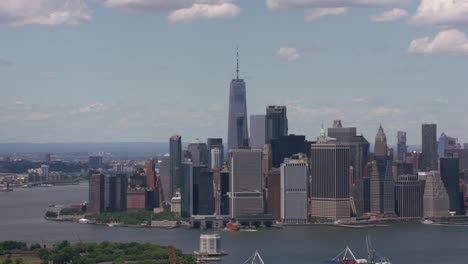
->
88, 156, 103, 170
227, 49, 248, 152
397, 131, 408, 161
423, 171, 450, 217
422, 124, 438, 171
374, 125, 388, 157
192, 166, 214, 215
159, 155, 171, 203
310, 141, 351, 220
41, 164, 50, 181
104, 174, 127, 212
404, 151, 422, 174
440, 157, 461, 213
265, 106, 288, 144
180, 162, 193, 217
187, 141, 209, 167
207, 138, 224, 168
88, 173, 105, 214
270, 135, 312, 168
280, 159, 308, 224
220, 169, 230, 215
438, 133, 460, 158
370, 160, 395, 216
170, 135, 182, 199
395, 175, 423, 218
229, 149, 264, 219
267, 169, 281, 222
445, 149, 468, 172
393, 161, 414, 179
210, 148, 223, 169
146, 159, 156, 188
250, 115, 266, 149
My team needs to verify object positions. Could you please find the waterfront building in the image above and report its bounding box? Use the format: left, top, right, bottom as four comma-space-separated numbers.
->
88, 156, 103, 170
227, 50, 248, 152
310, 135, 351, 220
229, 149, 264, 219
396, 131, 407, 161
88, 173, 105, 214
192, 166, 214, 216
187, 141, 209, 167
41, 164, 49, 181
250, 114, 266, 149
422, 124, 438, 171
265, 106, 288, 144
146, 159, 156, 188
104, 174, 127, 212
180, 162, 193, 217
199, 234, 221, 254
395, 175, 423, 218
440, 157, 461, 213
126, 189, 146, 211
270, 135, 311, 168
423, 171, 450, 218
207, 138, 224, 169
170, 135, 182, 199
280, 159, 308, 224
267, 169, 281, 222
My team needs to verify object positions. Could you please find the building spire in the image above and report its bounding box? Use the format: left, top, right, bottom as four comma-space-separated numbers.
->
236, 46, 239, 80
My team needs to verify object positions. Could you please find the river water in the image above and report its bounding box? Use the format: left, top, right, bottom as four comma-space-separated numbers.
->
1, 182, 467, 264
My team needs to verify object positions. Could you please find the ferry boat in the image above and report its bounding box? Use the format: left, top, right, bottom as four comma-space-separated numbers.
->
226, 222, 241, 231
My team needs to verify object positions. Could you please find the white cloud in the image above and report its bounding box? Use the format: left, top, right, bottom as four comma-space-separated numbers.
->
266, 0, 409, 9
370, 107, 401, 116
408, 29, 468, 55
277, 47, 301, 61
168, 2, 240, 23
102, 0, 189, 11
369, 8, 407, 22
305, 7, 348, 21
0, 0, 90, 26
410, 0, 468, 26
73, 103, 111, 114
29, 112, 50, 120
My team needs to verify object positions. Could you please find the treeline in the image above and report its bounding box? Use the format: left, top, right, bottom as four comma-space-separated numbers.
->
86, 210, 180, 225
0, 241, 193, 264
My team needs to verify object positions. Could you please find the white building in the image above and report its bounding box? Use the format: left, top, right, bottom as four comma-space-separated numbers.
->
171, 192, 182, 216
200, 234, 221, 254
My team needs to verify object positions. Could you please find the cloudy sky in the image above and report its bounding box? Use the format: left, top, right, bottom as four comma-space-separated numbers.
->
1, 0, 468, 145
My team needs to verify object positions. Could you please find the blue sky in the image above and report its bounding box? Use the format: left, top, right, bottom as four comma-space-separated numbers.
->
1, 0, 468, 145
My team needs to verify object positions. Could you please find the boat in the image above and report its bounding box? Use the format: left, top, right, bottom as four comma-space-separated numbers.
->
330, 236, 391, 264
421, 219, 434, 225
78, 218, 90, 224
226, 222, 241, 231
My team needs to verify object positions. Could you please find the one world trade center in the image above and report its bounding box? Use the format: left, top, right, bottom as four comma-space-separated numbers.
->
227, 49, 248, 152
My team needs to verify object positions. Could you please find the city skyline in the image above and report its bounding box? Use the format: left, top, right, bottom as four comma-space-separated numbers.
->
1, 1, 468, 144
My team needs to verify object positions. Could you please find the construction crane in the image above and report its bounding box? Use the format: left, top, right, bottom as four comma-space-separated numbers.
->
168, 245, 179, 264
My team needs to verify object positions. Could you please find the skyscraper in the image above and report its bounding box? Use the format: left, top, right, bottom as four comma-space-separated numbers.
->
250, 114, 266, 149
180, 162, 193, 217
265, 106, 288, 144
397, 131, 407, 161
229, 149, 264, 219
207, 138, 224, 169
370, 160, 395, 216
374, 125, 388, 157
192, 166, 214, 215
270, 135, 312, 168
170, 135, 182, 199
227, 50, 248, 152
395, 175, 423, 218
187, 140, 209, 167
422, 124, 438, 171
423, 171, 450, 218
280, 159, 308, 224
146, 159, 156, 188
440, 157, 461, 213
310, 140, 351, 220
210, 148, 223, 169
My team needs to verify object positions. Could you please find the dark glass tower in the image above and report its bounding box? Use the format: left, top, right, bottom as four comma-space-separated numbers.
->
397, 131, 407, 161
169, 135, 182, 199
422, 124, 438, 171
265, 105, 288, 144
227, 49, 248, 152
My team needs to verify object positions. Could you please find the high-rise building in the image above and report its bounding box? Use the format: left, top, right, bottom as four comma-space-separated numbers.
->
210, 148, 223, 170
396, 131, 407, 161
423, 171, 450, 218
229, 149, 264, 219
310, 140, 351, 220
187, 141, 209, 167
89, 156, 103, 170
265, 106, 288, 144
220, 169, 230, 215
250, 114, 266, 149
207, 138, 224, 169
158, 155, 171, 203
267, 169, 281, 222
104, 174, 127, 212
227, 50, 248, 152
146, 159, 156, 188
374, 125, 388, 157
370, 160, 395, 216
438, 133, 460, 158
422, 124, 438, 171
395, 175, 423, 218
88, 173, 105, 214
180, 162, 193, 217
270, 135, 312, 168
41, 164, 49, 181
192, 166, 214, 215
170, 135, 182, 199
440, 157, 461, 213
280, 159, 308, 224
444, 148, 468, 172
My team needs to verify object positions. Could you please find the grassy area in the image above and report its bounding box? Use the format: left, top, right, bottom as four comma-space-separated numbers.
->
86, 210, 180, 225
0, 255, 42, 264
